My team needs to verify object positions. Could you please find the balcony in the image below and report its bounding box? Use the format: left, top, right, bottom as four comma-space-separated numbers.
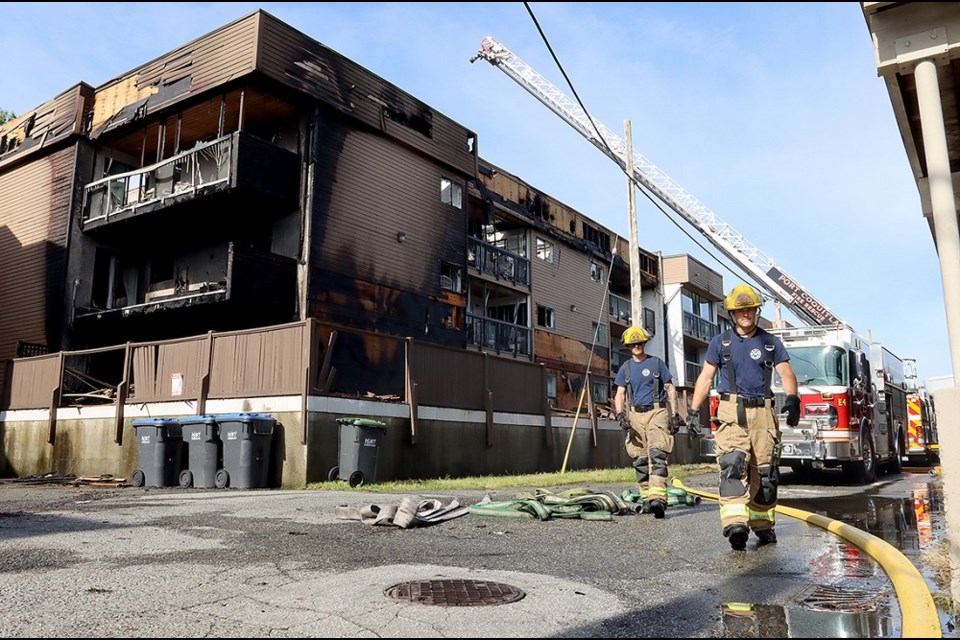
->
74, 242, 297, 323
684, 360, 702, 385
682, 310, 719, 342
466, 313, 531, 357
81, 132, 299, 233
467, 237, 531, 287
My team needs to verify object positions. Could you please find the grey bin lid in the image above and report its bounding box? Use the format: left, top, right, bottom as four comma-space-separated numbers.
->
336, 417, 387, 429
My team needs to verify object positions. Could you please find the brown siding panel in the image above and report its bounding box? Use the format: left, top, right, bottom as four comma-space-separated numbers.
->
310, 120, 466, 292
0, 146, 75, 395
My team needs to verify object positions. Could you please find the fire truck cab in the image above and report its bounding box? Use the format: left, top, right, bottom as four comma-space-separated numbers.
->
767, 326, 902, 483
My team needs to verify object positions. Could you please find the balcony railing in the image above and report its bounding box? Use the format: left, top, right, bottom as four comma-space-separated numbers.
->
685, 360, 702, 384
468, 238, 531, 286
83, 136, 233, 226
466, 313, 531, 357
609, 292, 632, 324
682, 310, 719, 342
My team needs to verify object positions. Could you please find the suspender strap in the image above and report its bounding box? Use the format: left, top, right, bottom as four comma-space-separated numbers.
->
762, 335, 775, 399
721, 330, 736, 394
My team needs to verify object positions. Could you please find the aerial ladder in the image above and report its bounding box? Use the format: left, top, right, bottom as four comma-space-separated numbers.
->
470, 36, 844, 329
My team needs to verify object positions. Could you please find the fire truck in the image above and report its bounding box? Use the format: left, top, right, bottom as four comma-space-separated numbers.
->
762, 326, 903, 483
902, 364, 942, 466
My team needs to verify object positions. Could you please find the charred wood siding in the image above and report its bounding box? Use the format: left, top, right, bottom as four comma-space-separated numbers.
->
0, 85, 90, 171
91, 13, 259, 135
257, 11, 476, 176
0, 146, 75, 394
307, 112, 467, 342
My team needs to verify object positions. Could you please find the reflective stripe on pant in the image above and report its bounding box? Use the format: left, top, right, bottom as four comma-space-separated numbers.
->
625, 406, 674, 501
713, 399, 780, 532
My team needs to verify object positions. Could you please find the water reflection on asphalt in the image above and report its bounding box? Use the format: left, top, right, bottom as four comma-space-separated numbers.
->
721, 470, 954, 638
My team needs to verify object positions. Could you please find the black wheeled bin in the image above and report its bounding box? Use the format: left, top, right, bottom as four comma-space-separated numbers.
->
131, 418, 183, 487
214, 413, 275, 489
177, 415, 221, 488
330, 418, 387, 487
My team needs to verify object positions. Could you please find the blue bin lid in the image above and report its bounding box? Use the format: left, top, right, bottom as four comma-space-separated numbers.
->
336, 417, 387, 429
177, 415, 220, 425
132, 417, 180, 427
215, 412, 275, 422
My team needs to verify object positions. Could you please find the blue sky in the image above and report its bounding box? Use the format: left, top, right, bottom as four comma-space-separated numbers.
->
4, 2, 951, 381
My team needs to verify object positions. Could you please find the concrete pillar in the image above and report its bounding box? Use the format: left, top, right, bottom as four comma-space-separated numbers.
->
915, 57, 960, 610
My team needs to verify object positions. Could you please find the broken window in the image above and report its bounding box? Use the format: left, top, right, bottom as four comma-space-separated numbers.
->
537, 304, 555, 329
440, 262, 462, 292
440, 178, 463, 209
536, 237, 554, 263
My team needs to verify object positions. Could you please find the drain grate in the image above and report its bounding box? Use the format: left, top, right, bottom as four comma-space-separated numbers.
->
384, 579, 525, 606
796, 585, 887, 613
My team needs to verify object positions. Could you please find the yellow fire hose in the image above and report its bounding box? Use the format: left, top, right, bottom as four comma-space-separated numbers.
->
671, 478, 941, 638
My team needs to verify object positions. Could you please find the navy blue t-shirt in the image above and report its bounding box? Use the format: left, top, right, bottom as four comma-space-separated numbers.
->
704, 328, 789, 398
614, 356, 673, 406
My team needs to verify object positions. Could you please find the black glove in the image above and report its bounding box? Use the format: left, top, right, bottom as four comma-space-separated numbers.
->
617, 411, 631, 431
686, 408, 703, 437
668, 412, 680, 435
782, 395, 800, 427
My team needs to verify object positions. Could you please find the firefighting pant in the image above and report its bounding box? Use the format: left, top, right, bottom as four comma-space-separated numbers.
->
624, 405, 674, 504
713, 397, 781, 532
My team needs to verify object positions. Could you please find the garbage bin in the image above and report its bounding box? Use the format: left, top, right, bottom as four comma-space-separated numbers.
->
131, 417, 183, 487
330, 417, 387, 487
177, 415, 221, 488
214, 413, 275, 489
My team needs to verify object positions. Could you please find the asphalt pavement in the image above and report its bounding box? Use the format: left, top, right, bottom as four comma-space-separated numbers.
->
0, 473, 925, 637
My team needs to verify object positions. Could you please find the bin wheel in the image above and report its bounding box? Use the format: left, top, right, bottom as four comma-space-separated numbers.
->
178, 469, 193, 488
328, 466, 340, 482
215, 469, 229, 489
348, 470, 365, 488
131, 470, 145, 488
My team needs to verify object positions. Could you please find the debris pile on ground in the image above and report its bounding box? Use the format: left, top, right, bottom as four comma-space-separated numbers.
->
8, 473, 127, 487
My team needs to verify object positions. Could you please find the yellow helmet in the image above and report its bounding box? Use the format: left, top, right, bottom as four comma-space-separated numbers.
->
622, 326, 650, 346
724, 284, 763, 311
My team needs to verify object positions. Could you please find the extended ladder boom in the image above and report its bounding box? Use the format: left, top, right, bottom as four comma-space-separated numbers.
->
471, 36, 844, 328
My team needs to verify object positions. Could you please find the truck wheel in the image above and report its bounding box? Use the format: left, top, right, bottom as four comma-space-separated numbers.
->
843, 433, 876, 484
887, 432, 903, 474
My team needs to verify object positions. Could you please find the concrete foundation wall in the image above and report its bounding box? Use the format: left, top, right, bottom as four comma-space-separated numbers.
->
1, 397, 707, 488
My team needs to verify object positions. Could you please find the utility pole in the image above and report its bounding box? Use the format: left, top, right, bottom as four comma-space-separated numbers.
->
625, 120, 641, 326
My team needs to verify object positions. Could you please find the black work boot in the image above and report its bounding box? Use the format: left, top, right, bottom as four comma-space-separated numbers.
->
756, 529, 777, 546
647, 500, 665, 519
724, 524, 749, 550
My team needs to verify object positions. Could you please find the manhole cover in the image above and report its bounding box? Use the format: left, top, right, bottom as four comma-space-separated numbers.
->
384, 579, 525, 606
796, 585, 887, 613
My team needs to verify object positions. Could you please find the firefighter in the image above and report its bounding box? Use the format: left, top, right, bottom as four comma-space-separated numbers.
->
688, 284, 799, 550
613, 325, 681, 518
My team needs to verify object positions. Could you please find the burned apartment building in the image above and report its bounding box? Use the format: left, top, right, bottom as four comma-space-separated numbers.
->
0, 10, 721, 484
0, 8, 673, 412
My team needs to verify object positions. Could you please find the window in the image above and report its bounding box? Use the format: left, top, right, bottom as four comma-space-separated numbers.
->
536, 237, 554, 263
643, 307, 656, 336
592, 380, 609, 404
537, 304, 556, 329
590, 261, 605, 284
440, 178, 463, 209
440, 262, 462, 292
593, 322, 608, 344
682, 289, 713, 320
582, 221, 611, 253
546, 374, 558, 398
